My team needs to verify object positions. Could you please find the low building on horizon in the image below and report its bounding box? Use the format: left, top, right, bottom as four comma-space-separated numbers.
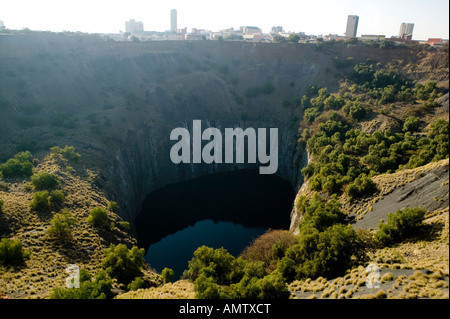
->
361, 34, 386, 42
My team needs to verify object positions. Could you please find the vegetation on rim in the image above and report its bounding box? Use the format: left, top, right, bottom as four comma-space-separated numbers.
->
0, 36, 448, 299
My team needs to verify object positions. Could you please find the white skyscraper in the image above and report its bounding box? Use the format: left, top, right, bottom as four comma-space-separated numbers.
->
171, 9, 177, 33
399, 23, 414, 39
345, 15, 359, 38
125, 19, 144, 34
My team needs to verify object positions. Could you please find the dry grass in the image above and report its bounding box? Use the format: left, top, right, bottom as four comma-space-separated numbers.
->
0, 153, 147, 299
343, 158, 449, 220
239, 229, 296, 271
289, 204, 449, 299
115, 280, 195, 299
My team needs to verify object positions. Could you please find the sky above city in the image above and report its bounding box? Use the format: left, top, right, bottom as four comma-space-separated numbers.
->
1, 0, 448, 40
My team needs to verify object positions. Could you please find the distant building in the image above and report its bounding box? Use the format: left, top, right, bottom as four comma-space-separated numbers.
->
125, 19, 144, 34
399, 22, 414, 40
253, 34, 272, 42
0, 20, 4, 29
271, 26, 284, 34
422, 38, 446, 47
345, 15, 359, 38
177, 27, 187, 35
171, 9, 177, 33
361, 34, 386, 42
240, 26, 262, 35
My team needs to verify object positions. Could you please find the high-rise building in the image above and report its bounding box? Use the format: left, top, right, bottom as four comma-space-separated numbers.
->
125, 19, 144, 34
171, 9, 177, 33
345, 15, 359, 38
271, 26, 284, 34
399, 22, 414, 39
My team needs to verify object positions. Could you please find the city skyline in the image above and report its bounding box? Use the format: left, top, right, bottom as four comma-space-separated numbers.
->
0, 0, 448, 40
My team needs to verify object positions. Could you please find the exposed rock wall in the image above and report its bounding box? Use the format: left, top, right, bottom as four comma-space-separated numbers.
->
0, 34, 427, 225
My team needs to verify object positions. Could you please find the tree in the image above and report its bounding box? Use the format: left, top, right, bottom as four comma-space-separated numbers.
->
376, 207, 426, 246
345, 173, 378, 200
0, 238, 30, 265
0, 151, 33, 178
50, 145, 81, 162
50, 269, 113, 299
272, 34, 286, 43
296, 224, 364, 279
87, 207, 110, 228
47, 209, 76, 242
31, 172, 59, 190
298, 193, 346, 233
161, 267, 175, 283
288, 34, 300, 43
107, 201, 119, 213
30, 191, 50, 211
49, 189, 65, 206
102, 244, 145, 284
261, 82, 275, 95
403, 116, 420, 132
128, 277, 146, 291
185, 246, 235, 284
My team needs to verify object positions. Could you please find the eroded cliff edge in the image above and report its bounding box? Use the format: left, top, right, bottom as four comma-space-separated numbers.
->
0, 34, 444, 225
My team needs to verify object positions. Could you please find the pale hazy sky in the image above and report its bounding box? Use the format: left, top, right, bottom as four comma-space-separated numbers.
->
0, 0, 448, 40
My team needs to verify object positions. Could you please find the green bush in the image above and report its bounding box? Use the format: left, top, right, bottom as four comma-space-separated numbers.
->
50, 269, 113, 299
414, 82, 437, 101
102, 244, 145, 284
244, 87, 261, 98
48, 189, 65, 205
229, 270, 289, 299
31, 172, 59, 190
303, 107, 321, 124
50, 145, 81, 162
0, 151, 33, 178
286, 224, 364, 280
161, 267, 175, 283
297, 193, 347, 233
0, 199, 4, 212
403, 116, 420, 132
47, 209, 76, 242
87, 207, 110, 228
0, 238, 30, 265
30, 191, 50, 211
261, 82, 275, 95
128, 277, 146, 291
342, 100, 366, 121
187, 246, 289, 299
345, 173, 378, 201
376, 207, 426, 246
118, 221, 130, 232
279, 193, 367, 281
185, 246, 235, 284
107, 201, 119, 213
194, 273, 224, 299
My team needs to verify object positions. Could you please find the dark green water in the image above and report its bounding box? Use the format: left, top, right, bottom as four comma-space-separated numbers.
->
135, 169, 295, 279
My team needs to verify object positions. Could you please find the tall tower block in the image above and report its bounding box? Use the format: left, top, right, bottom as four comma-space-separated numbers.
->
345, 15, 359, 38
171, 9, 177, 33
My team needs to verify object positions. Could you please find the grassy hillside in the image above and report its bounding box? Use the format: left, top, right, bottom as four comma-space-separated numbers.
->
0, 149, 161, 298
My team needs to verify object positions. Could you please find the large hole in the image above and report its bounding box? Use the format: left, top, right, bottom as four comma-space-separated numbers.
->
135, 169, 296, 278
